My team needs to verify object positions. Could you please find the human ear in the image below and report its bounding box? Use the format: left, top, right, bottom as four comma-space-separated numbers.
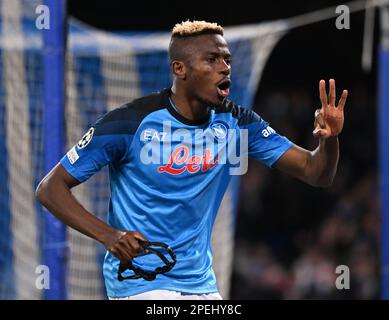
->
171, 61, 186, 79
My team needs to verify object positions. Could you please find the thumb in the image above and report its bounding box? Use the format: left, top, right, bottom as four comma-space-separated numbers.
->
313, 126, 322, 138
132, 231, 148, 241
313, 127, 330, 139
131, 232, 149, 253
316, 110, 325, 128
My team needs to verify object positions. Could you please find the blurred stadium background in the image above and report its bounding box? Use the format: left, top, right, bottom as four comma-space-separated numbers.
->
0, 0, 387, 299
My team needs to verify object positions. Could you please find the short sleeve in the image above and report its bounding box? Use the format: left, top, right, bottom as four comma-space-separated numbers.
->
60, 113, 132, 182
244, 111, 294, 168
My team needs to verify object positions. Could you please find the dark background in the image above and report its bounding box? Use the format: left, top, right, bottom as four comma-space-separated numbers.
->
67, 0, 378, 88
67, 0, 380, 299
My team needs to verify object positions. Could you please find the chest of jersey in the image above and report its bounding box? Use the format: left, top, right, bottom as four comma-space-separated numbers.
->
124, 110, 242, 191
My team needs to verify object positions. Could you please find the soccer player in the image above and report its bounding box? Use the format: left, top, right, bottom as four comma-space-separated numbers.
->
36, 20, 348, 300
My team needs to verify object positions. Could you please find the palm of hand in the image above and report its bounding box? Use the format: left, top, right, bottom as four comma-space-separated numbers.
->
313, 79, 348, 139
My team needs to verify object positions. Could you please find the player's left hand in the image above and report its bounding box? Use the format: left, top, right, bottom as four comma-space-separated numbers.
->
313, 79, 348, 139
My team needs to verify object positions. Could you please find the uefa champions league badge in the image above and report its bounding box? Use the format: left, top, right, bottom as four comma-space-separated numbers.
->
210, 120, 229, 142
77, 127, 94, 149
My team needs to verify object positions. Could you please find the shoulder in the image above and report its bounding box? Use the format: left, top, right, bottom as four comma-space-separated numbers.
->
93, 89, 170, 136
216, 99, 263, 126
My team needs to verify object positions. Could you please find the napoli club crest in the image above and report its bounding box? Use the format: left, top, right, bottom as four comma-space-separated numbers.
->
210, 120, 228, 141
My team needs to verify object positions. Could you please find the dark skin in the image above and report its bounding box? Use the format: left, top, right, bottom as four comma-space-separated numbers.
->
36, 33, 347, 266
170, 34, 233, 119
170, 34, 348, 187
276, 78, 347, 187
36, 164, 146, 262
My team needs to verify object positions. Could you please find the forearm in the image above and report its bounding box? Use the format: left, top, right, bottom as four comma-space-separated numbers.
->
306, 136, 339, 187
36, 178, 120, 246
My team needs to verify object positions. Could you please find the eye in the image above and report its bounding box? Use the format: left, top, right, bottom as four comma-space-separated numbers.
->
207, 56, 217, 63
225, 57, 232, 65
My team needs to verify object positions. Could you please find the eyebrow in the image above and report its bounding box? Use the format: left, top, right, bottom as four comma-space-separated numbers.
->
206, 51, 232, 58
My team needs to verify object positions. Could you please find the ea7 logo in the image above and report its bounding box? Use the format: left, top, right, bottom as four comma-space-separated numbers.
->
262, 126, 275, 138
142, 129, 167, 142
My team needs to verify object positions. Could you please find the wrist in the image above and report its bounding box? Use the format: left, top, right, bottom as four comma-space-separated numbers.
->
319, 135, 338, 144
98, 228, 124, 249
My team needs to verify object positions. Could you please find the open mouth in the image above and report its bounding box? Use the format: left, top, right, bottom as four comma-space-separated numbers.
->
217, 79, 231, 98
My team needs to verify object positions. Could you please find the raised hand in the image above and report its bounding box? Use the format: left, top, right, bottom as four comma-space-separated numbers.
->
313, 79, 348, 139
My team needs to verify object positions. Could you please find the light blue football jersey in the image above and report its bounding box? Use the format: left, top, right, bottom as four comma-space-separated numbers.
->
60, 88, 294, 297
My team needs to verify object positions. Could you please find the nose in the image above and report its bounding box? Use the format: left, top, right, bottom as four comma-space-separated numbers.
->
220, 60, 231, 75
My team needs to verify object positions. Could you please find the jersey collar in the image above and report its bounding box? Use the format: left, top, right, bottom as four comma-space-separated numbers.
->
162, 88, 212, 126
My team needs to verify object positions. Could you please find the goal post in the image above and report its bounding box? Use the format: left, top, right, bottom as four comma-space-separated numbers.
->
42, 0, 67, 300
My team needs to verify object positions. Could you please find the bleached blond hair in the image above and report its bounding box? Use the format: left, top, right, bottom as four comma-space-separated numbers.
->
171, 20, 224, 37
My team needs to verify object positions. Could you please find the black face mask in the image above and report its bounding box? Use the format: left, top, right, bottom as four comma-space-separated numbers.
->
117, 240, 177, 282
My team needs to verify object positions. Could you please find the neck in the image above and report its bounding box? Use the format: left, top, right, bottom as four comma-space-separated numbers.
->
170, 85, 209, 121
